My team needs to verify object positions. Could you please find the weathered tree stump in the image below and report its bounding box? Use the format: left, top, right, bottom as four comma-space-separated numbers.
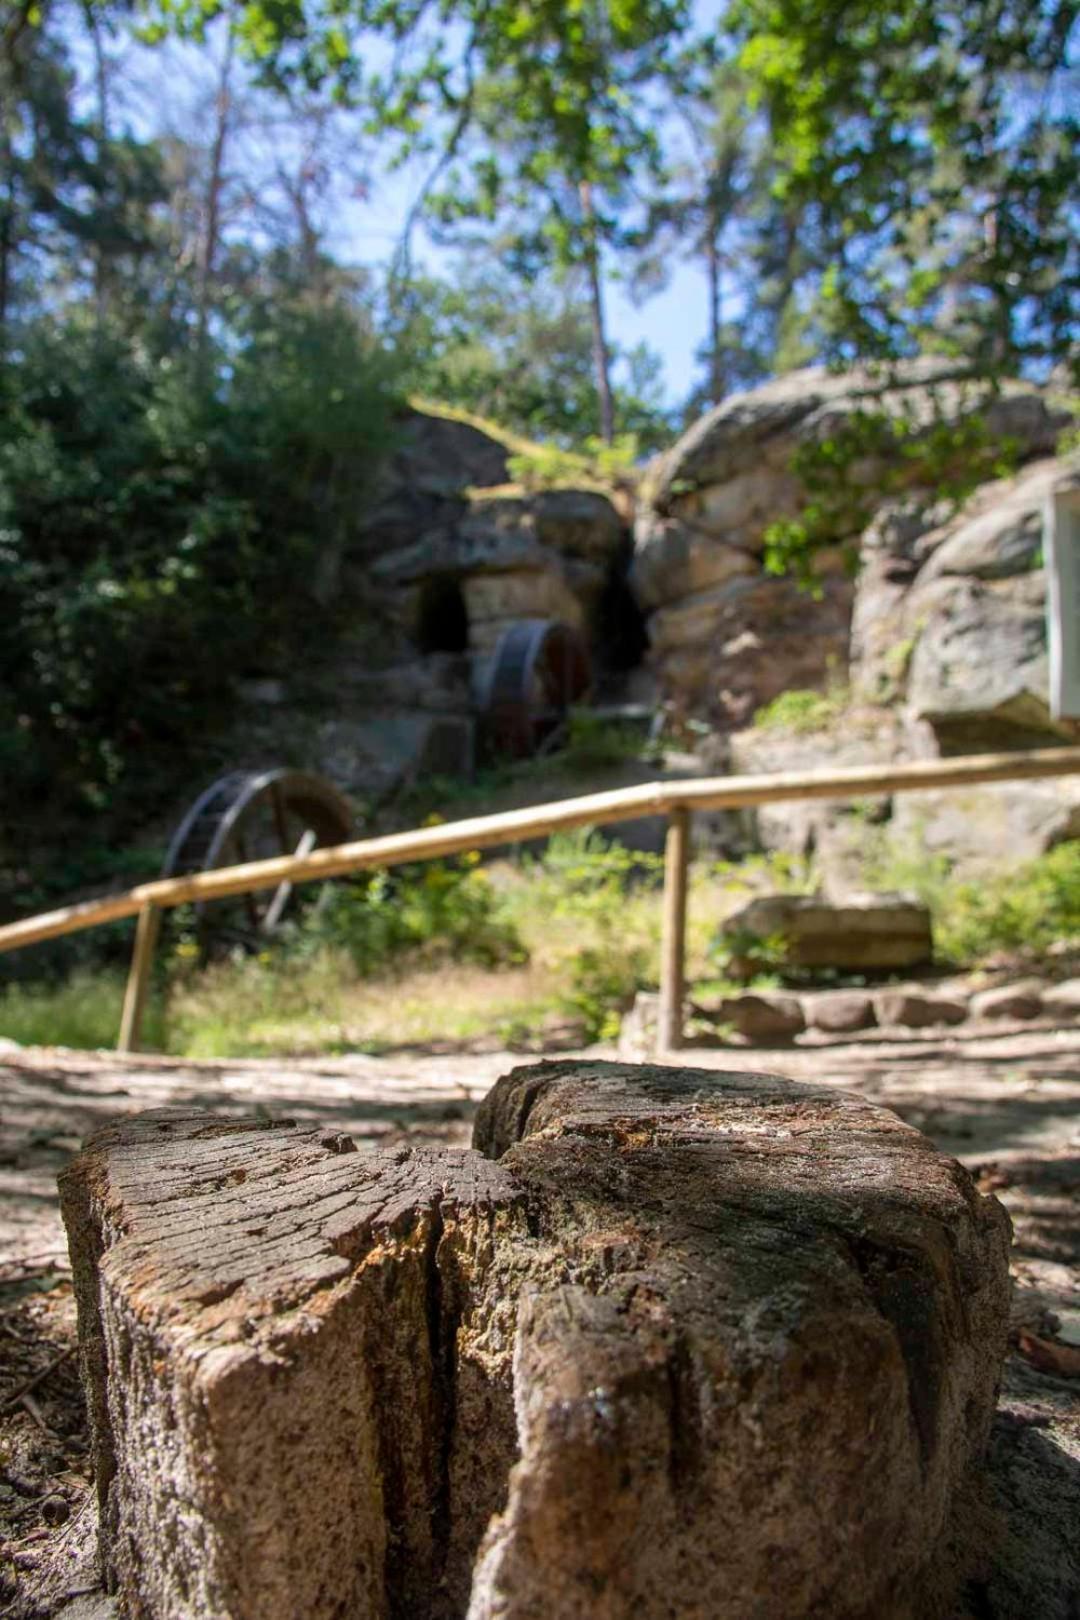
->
60, 1062, 1011, 1620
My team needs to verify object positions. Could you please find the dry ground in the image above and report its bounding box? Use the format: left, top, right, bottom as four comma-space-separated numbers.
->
1, 1025, 1078, 1619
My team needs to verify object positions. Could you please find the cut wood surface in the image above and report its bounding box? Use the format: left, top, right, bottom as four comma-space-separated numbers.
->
60, 1061, 1012, 1620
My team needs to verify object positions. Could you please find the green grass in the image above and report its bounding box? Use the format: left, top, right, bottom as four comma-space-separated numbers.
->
0, 969, 165, 1051
406, 396, 639, 493
0, 839, 744, 1056
6, 837, 1075, 1057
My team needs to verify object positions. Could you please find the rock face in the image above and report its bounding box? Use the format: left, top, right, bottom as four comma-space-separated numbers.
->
61, 1061, 1011, 1620
371, 486, 624, 656
721, 891, 934, 974
633, 362, 1069, 731
354, 414, 630, 666
720, 445, 1080, 874
853, 456, 1080, 752
217, 408, 639, 798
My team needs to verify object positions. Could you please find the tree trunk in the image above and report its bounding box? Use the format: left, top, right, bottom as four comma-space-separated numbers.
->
705, 223, 723, 406
0, 176, 13, 347
195, 9, 236, 370
0, 48, 20, 348
579, 180, 615, 444
84, 0, 111, 326
61, 1061, 1011, 1620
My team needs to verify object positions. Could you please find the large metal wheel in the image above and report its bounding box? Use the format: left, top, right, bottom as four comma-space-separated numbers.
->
480, 619, 591, 759
162, 768, 355, 953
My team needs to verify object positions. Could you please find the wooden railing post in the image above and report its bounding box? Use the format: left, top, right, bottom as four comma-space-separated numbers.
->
118, 903, 161, 1054
659, 807, 690, 1051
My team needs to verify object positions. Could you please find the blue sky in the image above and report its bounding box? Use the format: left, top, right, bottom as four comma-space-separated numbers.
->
337, 167, 709, 405
69, 5, 717, 407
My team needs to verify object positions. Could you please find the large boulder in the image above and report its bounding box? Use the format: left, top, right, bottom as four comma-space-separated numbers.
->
906, 572, 1059, 751
356, 407, 511, 553
718, 443, 1080, 876
644, 364, 1066, 521
853, 456, 1080, 750
633, 364, 1069, 730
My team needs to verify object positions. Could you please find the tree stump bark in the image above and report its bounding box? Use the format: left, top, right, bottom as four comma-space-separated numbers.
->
59, 1062, 1011, 1620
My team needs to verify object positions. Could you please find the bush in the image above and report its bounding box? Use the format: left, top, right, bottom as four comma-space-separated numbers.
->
933, 842, 1080, 967
0, 302, 399, 910
561, 709, 655, 770
526, 830, 662, 1037
294, 853, 527, 976
562, 942, 651, 1042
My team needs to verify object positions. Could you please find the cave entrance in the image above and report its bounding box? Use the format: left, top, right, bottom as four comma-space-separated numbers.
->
417, 574, 469, 654
592, 541, 649, 675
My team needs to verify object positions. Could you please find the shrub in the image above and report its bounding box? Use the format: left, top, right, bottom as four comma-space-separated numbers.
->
933, 842, 1080, 967
524, 830, 662, 1037
294, 853, 527, 976
562, 942, 651, 1042
0, 302, 399, 897
561, 709, 654, 770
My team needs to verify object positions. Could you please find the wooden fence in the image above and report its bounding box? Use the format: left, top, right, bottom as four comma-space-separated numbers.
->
3, 745, 1080, 1053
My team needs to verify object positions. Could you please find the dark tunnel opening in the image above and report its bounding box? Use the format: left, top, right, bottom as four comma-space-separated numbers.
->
591, 537, 650, 674
417, 574, 469, 654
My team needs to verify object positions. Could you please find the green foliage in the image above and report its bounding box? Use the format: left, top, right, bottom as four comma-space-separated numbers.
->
761, 401, 1022, 585
0, 969, 165, 1051
559, 709, 659, 770
563, 942, 650, 1042
293, 853, 527, 976
752, 685, 848, 733
397, 269, 673, 452
507, 435, 641, 489
733, 0, 1078, 377
0, 18, 167, 340
532, 828, 664, 905
858, 824, 1080, 969
524, 830, 662, 1037
927, 845, 1080, 969
708, 925, 788, 984
0, 300, 398, 894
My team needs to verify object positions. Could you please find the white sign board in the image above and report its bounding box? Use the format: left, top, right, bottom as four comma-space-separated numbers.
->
1046, 489, 1080, 719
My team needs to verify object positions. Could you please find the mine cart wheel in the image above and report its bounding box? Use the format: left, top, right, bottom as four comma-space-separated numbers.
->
481, 619, 591, 759
162, 768, 355, 954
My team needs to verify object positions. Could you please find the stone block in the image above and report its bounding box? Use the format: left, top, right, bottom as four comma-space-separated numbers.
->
803, 991, 878, 1033
722, 892, 933, 974
1042, 978, 1080, 1020
875, 989, 969, 1028
970, 981, 1046, 1020
706, 991, 806, 1041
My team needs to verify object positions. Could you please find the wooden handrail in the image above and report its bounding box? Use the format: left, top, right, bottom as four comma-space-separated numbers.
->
3, 745, 1080, 956
3, 743, 1080, 1053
